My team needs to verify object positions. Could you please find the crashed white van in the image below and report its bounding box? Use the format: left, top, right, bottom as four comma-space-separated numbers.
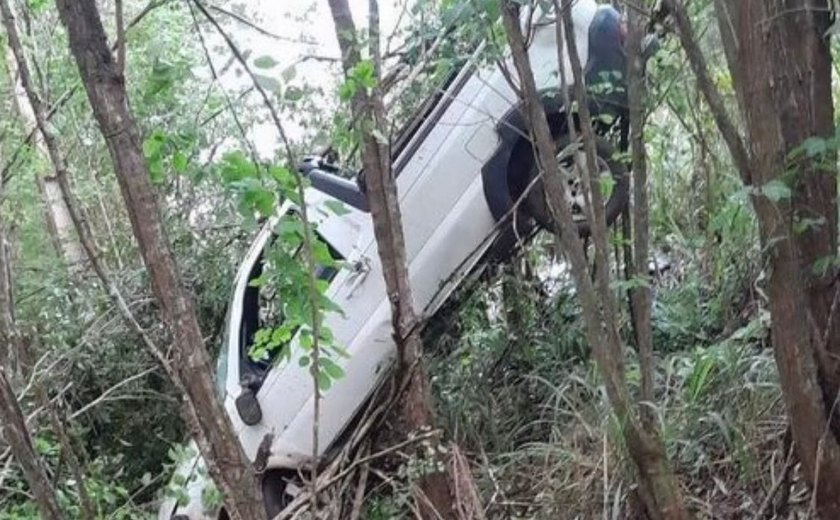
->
160, 1, 654, 518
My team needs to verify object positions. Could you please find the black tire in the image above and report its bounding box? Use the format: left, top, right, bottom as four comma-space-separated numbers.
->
519, 133, 629, 237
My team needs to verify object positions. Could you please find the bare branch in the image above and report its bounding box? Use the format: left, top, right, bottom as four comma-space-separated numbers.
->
207, 3, 310, 44
115, 0, 126, 77
624, 0, 655, 418
662, 0, 751, 182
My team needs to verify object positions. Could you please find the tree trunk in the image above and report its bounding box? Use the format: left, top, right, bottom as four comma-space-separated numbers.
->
500, 2, 688, 518
729, 1, 840, 516
627, 0, 655, 423
0, 173, 63, 518
0, 368, 65, 520
3, 44, 84, 268
326, 1, 458, 517
53, 2, 266, 519
667, 0, 840, 515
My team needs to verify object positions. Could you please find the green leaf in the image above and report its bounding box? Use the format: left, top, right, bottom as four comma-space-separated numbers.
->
351, 60, 376, 89
324, 200, 350, 217
813, 255, 839, 276
220, 151, 258, 182
802, 137, 828, 157
317, 372, 332, 391
320, 357, 345, 380
598, 173, 615, 199
271, 327, 292, 345
319, 326, 334, 344
282, 65, 297, 82
254, 55, 278, 69
149, 159, 164, 184
254, 73, 282, 93
253, 190, 277, 216
312, 241, 334, 265
28, 0, 49, 11
269, 165, 293, 184
338, 80, 356, 102
760, 179, 792, 202
794, 216, 826, 234
173, 152, 188, 173
146, 59, 176, 99
254, 329, 271, 345
285, 86, 304, 102
143, 130, 166, 159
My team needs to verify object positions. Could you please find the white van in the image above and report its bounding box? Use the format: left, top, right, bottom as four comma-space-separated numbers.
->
160, 2, 654, 518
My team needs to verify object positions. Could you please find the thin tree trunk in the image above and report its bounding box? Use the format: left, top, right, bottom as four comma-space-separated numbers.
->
53, 2, 266, 519
326, 0, 459, 517
0, 367, 65, 520
626, 0, 655, 421
3, 43, 83, 267
665, 0, 840, 515
0, 212, 15, 374
501, 2, 688, 518
0, 181, 63, 518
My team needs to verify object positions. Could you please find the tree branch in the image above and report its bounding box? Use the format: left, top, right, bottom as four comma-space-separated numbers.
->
115, 0, 126, 77
663, 0, 752, 182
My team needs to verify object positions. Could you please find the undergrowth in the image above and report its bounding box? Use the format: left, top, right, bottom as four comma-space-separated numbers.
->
397, 224, 795, 519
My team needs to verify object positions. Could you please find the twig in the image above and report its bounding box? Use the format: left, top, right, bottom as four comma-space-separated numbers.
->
348, 444, 370, 520
186, 1, 260, 166
754, 425, 794, 519
70, 367, 157, 420
663, 0, 751, 182
207, 3, 310, 44
115, 0, 126, 77
450, 443, 485, 520
327, 429, 441, 487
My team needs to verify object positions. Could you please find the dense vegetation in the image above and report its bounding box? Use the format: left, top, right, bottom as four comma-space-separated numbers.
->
0, 0, 835, 518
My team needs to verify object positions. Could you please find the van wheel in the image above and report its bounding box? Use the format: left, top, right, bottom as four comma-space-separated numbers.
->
519, 133, 628, 237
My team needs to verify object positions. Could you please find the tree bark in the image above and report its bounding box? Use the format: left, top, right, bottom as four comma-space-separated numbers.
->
667, 0, 840, 516
626, 0, 655, 421
501, 2, 688, 518
730, 2, 840, 516
326, 1, 458, 517
3, 43, 84, 268
0, 367, 65, 520
53, 2, 266, 519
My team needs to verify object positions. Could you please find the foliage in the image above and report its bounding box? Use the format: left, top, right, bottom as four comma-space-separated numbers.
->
213, 150, 349, 388
0, 0, 818, 517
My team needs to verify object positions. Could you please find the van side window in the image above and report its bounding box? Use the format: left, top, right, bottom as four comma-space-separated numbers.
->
238, 230, 343, 391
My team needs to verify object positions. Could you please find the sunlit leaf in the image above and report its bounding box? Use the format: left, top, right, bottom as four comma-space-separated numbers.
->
760, 179, 791, 202
254, 55, 278, 69
254, 73, 282, 93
